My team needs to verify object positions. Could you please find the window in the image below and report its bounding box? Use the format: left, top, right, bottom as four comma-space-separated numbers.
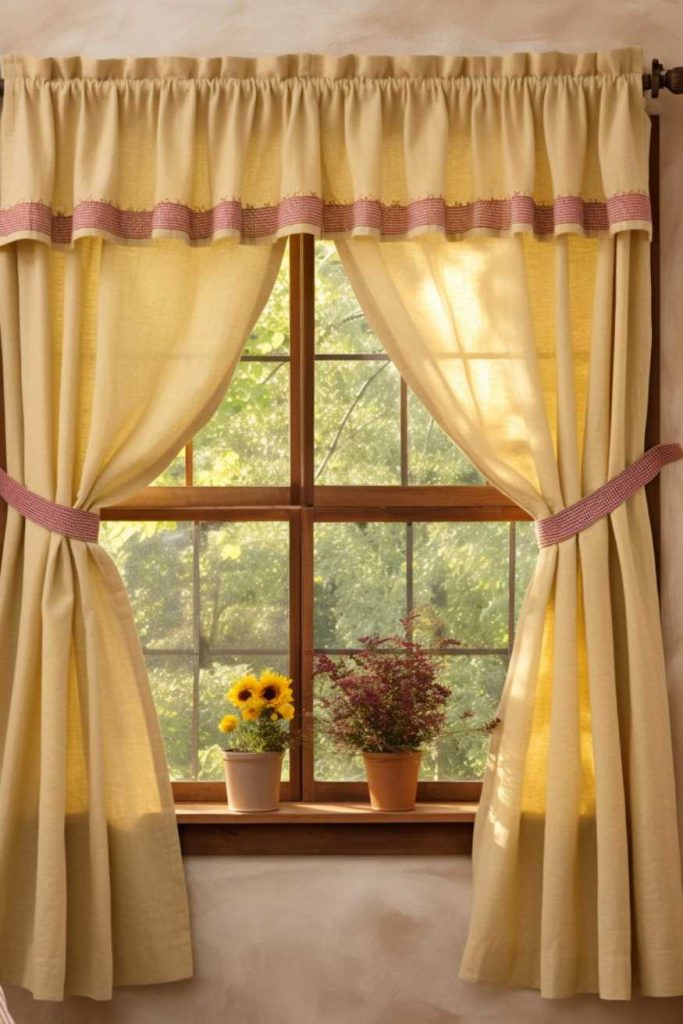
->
101, 236, 536, 803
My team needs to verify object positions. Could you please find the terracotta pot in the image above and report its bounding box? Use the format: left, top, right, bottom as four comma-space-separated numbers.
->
222, 751, 283, 812
362, 751, 422, 811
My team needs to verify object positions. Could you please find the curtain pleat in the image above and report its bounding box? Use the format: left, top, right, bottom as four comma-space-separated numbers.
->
335, 231, 683, 998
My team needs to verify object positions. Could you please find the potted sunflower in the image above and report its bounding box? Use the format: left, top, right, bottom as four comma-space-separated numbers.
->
219, 670, 294, 812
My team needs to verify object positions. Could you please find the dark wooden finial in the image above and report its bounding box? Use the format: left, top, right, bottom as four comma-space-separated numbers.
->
644, 58, 683, 96
665, 65, 683, 95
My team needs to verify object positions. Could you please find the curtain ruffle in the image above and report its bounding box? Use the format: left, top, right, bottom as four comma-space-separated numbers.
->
0, 48, 651, 247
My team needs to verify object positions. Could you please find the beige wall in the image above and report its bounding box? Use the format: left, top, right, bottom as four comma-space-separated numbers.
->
3, 2, 683, 1021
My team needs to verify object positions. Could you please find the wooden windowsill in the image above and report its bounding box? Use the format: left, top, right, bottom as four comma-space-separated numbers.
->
176, 801, 478, 855
176, 800, 478, 825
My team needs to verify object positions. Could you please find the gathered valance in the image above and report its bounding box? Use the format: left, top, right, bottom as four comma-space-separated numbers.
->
0, 48, 651, 247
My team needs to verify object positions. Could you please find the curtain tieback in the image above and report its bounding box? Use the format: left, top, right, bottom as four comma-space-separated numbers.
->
535, 443, 683, 548
0, 468, 100, 542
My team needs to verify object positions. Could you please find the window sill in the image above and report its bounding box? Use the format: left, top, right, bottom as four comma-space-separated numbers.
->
176, 801, 477, 855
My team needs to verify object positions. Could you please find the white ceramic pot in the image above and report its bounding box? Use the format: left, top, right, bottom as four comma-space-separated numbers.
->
222, 750, 284, 812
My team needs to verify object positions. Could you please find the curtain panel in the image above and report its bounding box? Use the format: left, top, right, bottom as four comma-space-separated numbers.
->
0, 233, 285, 1000
337, 232, 683, 998
0, 49, 650, 247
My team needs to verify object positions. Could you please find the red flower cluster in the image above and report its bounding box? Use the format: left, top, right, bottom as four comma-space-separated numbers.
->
314, 613, 456, 754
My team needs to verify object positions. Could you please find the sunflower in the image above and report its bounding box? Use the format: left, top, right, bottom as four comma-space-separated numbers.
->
257, 670, 293, 707
241, 706, 260, 721
218, 714, 239, 734
227, 675, 261, 708
277, 703, 295, 721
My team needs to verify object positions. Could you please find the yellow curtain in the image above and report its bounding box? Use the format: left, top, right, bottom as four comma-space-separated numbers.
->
336, 230, 683, 998
0, 237, 284, 1000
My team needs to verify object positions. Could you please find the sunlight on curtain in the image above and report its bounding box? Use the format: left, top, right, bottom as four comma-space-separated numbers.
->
336, 231, 683, 999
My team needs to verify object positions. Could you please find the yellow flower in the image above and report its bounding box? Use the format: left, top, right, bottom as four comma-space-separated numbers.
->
257, 670, 294, 707
218, 714, 239, 734
277, 703, 295, 721
227, 675, 261, 708
241, 706, 260, 721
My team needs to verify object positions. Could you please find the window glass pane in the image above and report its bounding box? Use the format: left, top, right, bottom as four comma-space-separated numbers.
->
313, 520, 515, 783
315, 663, 365, 782
408, 392, 484, 485
419, 655, 507, 781
315, 244, 397, 483
315, 359, 401, 484
193, 359, 289, 485
201, 521, 289, 651
242, 246, 290, 356
314, 521, 406, 648
100, 520, 194, 649
151, 449, 186, 487
412, 521, 510, 648
101, 520, 290, 782
146, 654, 195, 780
316, 242, 383, 354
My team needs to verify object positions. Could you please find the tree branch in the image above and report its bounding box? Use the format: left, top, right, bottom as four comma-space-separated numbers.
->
315, 361, 389, 481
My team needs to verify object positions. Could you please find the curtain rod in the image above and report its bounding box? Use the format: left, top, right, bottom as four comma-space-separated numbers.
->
0, 57, 680, 97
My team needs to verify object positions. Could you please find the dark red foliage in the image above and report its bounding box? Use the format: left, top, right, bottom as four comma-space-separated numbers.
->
314, 612, 457, 754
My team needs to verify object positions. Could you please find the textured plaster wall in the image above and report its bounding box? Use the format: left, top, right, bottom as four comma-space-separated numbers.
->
2, 2, 683, 1022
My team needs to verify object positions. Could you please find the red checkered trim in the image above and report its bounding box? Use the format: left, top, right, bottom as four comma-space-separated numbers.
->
0, 468, 100, 543
535, 443, 683, 548
0, 192, 652, 245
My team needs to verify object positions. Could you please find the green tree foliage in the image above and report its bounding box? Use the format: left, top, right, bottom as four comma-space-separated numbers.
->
100, 243, 538, 783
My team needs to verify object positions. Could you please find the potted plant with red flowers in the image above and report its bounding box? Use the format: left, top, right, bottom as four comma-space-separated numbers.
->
314, 613, 498, 811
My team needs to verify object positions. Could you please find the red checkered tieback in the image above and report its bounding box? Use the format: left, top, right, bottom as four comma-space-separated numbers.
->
535, 443, 683, 548
0, 468, 100, 543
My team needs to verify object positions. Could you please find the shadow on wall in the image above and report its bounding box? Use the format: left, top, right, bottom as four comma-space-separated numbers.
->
6, 856, 683, 1024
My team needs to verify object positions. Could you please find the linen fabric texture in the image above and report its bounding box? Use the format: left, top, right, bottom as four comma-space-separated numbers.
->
0, 49, 650, 247
0, 234, 285, 999
0, 45, 678, 1003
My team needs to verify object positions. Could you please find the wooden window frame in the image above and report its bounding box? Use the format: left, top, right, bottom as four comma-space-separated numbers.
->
0, 119, 661, 854
102, 231, 531, 807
